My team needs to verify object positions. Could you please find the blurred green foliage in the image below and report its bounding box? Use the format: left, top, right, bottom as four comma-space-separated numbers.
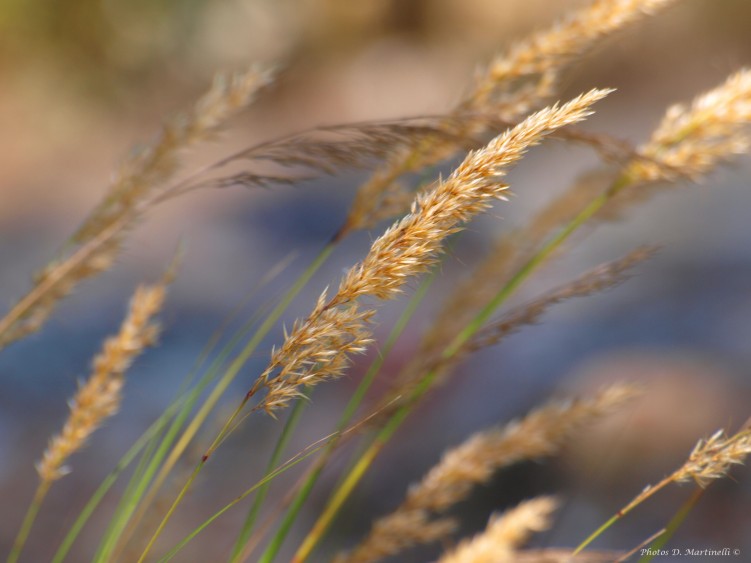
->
0, 0, 209, 84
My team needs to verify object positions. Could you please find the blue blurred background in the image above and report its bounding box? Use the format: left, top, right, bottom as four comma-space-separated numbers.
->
1, 0, 750, 561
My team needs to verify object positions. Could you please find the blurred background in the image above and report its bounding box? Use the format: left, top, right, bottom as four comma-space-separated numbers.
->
1, 0, 751, 561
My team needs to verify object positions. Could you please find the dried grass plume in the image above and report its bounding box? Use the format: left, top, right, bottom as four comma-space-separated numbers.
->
337, 385, 637, 563
437, 497, 559, 563
254, 89, 612, 415
36, 274, 172, 482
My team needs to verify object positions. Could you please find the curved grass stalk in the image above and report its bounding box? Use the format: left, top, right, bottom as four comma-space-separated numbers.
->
51, 324, 236, 563
91, 255, 294, 562
156, 400, 398, 562
573, 474, 677, 556
8, 480, 52, 563
253, 272, 435, 563
49, 400, 183, 563
136, 242, 335, 563
93, 304, 269, 562
638, 489, 704, 563
157, 443, 327, 562
575, 427, 751, 555
229, 390, 310, 562
289, 176, 631, 563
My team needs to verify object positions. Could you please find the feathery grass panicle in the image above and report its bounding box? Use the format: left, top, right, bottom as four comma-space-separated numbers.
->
36, 275, 172, 483
630, 69, 751, 183
522, 68, 751, 225
418, 169, 614, 360
393, 244, 652, 402
394, 384, 638, 512
437, 497, 559, 563
675, 429, 751, 488
74, 66, 274, 244
339, 90, 611, 302
0, 237, 121, 350
418, 68, 751, 370
258, 302, 375, 414
465, 246, 655, 354
602, 68, 751, 217
336, 385, 637, 563
399, 385, 635, 512
464, 0, 676, 115
343, 0, 672, 234
0, 67, 271, 352
254, 90, 611, 415
9, 270, 173, 563
333, 513, 456, 563
574, 425, 751, 554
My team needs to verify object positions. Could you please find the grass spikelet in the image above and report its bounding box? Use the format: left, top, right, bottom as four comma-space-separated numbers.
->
36, 278, 171, 482
574, 424, 751, 554
343, 0, 671, 234
464, 0, 676, 115
394, 245, 652, 401
420, 169, 613, 360
629, 68, 751, 183
674, 429, 751, 487
8, 269, 173, 563
600, 68, 751, 219
0, 236, 121, 350
337, 385, 637, 563
74, 66, 274, 244
465, 246, 655, 354
253, 90, 611, 416
0, 67, 271, 352
437, 497, 559, 563
259, 303, 375, 414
